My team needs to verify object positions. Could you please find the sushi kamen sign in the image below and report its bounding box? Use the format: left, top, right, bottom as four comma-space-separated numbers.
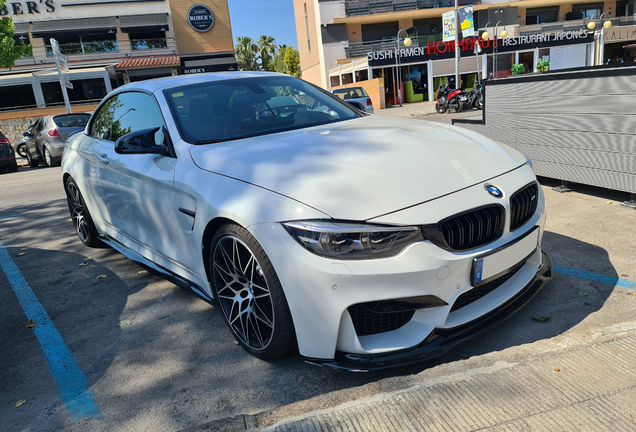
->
366, 29, 591, 65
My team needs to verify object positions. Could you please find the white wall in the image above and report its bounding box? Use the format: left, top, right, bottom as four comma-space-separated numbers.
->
319, 1, 345, 25
321, 42, 348, 88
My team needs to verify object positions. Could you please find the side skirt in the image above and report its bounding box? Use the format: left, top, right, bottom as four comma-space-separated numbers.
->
99, 234, 215, 304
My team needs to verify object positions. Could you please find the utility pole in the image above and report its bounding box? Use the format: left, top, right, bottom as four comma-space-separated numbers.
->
454, 0, 459, 87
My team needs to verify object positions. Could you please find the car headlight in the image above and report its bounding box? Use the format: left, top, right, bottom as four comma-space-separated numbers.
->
282, 221, 423, 260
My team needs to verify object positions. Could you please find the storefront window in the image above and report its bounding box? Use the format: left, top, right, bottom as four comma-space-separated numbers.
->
487, 53, 513, 79
0, 85, 37, 111
129, 31, 168, 50
41, 79, 108, 106
46, 34, 118, 56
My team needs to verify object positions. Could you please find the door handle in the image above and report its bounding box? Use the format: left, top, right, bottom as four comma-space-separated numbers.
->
97, 153, 109, 165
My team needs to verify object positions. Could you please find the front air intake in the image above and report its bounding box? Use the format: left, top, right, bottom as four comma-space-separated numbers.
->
422, 205, 505, 251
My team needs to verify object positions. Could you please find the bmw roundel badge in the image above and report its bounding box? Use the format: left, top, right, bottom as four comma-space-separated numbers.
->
485, 184, 503, 198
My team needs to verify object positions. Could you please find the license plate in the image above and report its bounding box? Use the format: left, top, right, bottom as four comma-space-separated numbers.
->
472, 226, 539, 286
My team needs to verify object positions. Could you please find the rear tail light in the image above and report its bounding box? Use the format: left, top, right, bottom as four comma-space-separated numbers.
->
48, 129, 59, 137
366, 98, 372, 106
0, 138, 9, 144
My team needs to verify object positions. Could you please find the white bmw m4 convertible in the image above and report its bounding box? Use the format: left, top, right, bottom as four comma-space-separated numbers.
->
62, 72, 552, 370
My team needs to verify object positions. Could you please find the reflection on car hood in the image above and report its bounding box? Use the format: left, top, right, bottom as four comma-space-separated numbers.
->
188, 116, 524, 221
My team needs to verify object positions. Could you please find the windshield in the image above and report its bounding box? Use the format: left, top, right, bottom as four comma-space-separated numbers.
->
333, 87, 369, 100
53, 114, 90, 127
164, 76, 360, 144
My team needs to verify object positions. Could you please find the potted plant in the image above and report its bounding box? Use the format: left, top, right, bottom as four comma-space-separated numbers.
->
511, 63, 525, 75
537, 59, 550, 72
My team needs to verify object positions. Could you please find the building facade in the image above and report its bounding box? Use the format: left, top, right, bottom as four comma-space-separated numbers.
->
294, 0, 636, 104
0, 0, 237, 116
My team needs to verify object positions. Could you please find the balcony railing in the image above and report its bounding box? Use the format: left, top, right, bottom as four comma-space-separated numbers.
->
346, 34, 442, 58
344, 0, 480, 17
13, 37, 178, 67
517, 15, 636, 37
46, 41, 119, 57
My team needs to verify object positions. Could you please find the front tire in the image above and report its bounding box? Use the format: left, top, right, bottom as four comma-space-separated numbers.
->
476, 98, 484, 110
435, 103, 447, 114
210, 224, 296, 360
26, 149, 38, 168
44, 147, 56, 167
65, 176, 102, 247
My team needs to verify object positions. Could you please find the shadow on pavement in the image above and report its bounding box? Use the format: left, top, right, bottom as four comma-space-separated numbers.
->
0, 198, 621, 431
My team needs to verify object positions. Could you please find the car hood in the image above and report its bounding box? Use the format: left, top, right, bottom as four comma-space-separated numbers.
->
189, 116, 525, 221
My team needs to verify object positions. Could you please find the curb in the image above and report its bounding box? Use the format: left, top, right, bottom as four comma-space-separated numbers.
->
193, 321, 636, 431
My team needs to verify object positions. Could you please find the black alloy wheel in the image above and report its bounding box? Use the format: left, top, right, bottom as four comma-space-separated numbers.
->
64, 177, 102, 247
210, 223, 296, 360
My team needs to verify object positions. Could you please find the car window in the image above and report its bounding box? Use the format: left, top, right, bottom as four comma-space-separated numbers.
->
35, 119, 44, 132
111, 92, 165, 145
90, 96, 117, 140
90, 92, 165, 145
54, 114, 91, 128
333, 88, 368, 100
164, 76, 359, 144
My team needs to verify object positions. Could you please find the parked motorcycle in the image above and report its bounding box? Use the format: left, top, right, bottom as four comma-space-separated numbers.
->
435, 80, 468, 114
16, 140, 27, 158
466, 83, 484, 110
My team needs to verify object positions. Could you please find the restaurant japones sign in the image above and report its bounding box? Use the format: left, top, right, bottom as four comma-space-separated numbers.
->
367, 29, 590, 66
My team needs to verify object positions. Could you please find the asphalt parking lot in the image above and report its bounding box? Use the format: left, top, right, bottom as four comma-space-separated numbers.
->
1, 113, 635, 431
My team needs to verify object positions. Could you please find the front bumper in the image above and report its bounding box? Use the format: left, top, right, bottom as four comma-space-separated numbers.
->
304, 251, 553, 371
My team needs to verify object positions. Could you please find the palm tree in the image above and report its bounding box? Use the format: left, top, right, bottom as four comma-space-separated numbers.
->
235, 36, 258, 71
256, 35, 277, 71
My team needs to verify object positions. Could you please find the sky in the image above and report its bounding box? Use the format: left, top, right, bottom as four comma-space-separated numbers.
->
227, 0, 299, 49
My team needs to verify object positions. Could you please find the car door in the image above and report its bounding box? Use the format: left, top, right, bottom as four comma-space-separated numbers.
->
35, 117, 48, 157
90, 91, 190, 272
26, 118, 42, 158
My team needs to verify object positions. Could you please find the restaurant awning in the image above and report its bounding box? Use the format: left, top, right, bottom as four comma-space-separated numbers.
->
31, 17, 117, 38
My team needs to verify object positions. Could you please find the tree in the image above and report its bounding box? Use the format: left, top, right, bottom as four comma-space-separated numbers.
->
283, 46, 301, 78
0, 0, 33, 70
272, 44, 288, 74
234, 36, 258, 71
256, 35, 277, 71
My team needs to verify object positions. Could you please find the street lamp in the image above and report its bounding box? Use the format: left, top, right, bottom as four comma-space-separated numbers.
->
395, 28, 412, 107
587, 13, 612, 65
482, 21, 505, 79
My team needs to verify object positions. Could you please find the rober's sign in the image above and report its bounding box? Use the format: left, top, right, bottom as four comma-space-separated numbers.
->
188, 4, 214, 33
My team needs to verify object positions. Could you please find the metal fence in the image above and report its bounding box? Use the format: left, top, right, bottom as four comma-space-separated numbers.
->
453, 65, 636, 195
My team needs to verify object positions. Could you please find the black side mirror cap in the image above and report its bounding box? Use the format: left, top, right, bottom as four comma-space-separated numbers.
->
115, 127, 168, 155
23, 132, 31, 137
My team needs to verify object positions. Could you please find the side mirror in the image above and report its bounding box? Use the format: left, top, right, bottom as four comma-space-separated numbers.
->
115, 127, 169, 155
23, 132, 31, 137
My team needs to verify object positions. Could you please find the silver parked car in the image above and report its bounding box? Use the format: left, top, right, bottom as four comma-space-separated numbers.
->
24, 113, 91, 167
330, 87, 374, 114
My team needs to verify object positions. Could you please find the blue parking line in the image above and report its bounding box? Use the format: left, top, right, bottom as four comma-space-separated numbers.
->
554, 265, 636, 290
0, 240, 102, 420
0, 213, 24, 219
